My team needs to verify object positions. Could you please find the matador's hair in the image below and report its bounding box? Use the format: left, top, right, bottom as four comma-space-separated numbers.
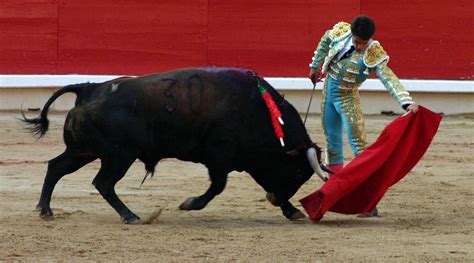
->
351, 15, 376, 40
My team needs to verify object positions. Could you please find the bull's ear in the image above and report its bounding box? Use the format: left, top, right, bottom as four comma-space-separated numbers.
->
286, 149, 300, 157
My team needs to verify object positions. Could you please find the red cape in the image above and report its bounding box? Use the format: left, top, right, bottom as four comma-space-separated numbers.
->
300, 106, 442, 221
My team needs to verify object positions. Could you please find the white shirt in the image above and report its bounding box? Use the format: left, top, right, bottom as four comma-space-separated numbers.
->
337, 37, 354, 60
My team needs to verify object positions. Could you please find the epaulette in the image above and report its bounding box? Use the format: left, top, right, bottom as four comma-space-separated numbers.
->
329, 22, 351, 41
363, 41, 389, 68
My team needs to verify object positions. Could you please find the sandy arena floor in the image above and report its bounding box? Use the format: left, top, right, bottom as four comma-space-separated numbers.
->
0, 110, 473, 261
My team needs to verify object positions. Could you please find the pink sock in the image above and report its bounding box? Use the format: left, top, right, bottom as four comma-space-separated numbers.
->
328, 163, 343, 173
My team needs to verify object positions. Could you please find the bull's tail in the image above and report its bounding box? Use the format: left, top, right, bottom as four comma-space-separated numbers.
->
21, 83, 95, 138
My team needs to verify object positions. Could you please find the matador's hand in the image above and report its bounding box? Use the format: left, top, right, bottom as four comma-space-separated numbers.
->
407, 103, 419, 113
309, 68, 322, 85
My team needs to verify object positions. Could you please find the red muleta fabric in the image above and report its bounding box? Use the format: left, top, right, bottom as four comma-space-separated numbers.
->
299, 106, 442, 221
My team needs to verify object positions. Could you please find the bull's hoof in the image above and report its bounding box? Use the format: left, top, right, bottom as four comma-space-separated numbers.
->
266, 193, 281, 207
179, 197, 206, 210
123, 217, 141, 225
288, 210, 306, 220
179, 197, 198, 210
40, 207, 54, 220
283, 208, 306, 220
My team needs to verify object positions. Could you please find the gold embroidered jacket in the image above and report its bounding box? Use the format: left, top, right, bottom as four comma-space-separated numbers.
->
310, 22, 414, 107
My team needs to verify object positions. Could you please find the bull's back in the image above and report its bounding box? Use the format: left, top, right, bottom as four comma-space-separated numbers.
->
66, 68, 257, 158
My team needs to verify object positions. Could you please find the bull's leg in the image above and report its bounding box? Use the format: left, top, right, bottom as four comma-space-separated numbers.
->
265, 193, 305, 220
179, 168, 228, 210
180, 127, 234, 211
92, 154, 138, 224
36, 150, 96, 219
280, 200, 306, 220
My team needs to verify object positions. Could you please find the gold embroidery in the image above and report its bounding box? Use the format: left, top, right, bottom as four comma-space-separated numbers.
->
346, 64, 360, 74
351, 52, 362, 63
376, 64, 413, 106
364, 42, 389, 67
339, 91, 367, 154
343, 76, 357, 83
329, 22, 351, 41
328, 71, 338, 80
321, 23, 351, 73
329, 65, 340, 74
339, 81, 362, 90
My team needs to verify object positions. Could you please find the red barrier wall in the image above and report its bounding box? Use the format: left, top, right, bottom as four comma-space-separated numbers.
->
0, 0, 58, 74
0, 0, 472, 79
361, 0, 473, 80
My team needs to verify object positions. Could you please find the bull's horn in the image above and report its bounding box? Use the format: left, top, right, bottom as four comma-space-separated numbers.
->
320, 164, 335, 174
306, 148, 328, 182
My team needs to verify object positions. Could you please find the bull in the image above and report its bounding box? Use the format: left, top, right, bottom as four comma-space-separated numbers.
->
22, 67, 329, 224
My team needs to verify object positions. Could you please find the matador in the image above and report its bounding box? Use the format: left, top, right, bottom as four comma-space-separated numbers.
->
308, 16, 419, 217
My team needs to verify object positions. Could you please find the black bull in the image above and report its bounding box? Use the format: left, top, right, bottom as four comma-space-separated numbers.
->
23, 67, 328, 224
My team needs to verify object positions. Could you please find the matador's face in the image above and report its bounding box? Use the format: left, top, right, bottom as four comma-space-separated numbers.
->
352, 35, 370, 52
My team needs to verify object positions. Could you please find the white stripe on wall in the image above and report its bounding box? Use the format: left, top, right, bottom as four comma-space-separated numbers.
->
1, 75, 473, 93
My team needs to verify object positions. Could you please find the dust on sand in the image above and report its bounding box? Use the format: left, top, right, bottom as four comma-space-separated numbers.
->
0, 111, 472, 261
